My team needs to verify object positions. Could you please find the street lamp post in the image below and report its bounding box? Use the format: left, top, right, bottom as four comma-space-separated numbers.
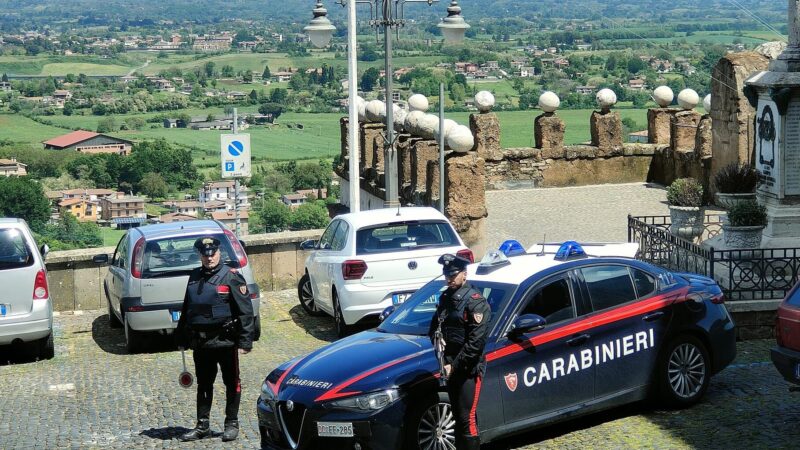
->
307, 0, 469, 209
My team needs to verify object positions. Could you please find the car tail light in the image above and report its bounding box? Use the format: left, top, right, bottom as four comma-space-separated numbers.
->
224, 228, 248, 267
710, 292, 725, 304
342, 260, 368, 280
33, 269, 48, 300
776, 316, 784, 347
127, 305, 144, 312
130, 237, 146, 279
457, 249, 474, 263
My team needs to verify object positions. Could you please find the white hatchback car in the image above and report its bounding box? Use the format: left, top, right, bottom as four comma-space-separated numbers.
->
0, 218, 53, 359
298, 207, 472, 337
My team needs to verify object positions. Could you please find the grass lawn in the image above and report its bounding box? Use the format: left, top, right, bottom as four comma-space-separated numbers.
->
0, 56, 135, 76
0, 113, 73, 143
100, 228, 125, 247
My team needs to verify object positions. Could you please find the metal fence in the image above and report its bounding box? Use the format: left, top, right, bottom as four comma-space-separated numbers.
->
628, 214, 800, 302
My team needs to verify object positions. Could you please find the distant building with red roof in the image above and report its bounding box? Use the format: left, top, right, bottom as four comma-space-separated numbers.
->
43, 130, 133, 155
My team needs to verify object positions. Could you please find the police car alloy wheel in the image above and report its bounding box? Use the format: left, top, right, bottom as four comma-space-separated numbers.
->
407, 392, 456, 450
658, 335, 709, 406
297, 274, 323, 317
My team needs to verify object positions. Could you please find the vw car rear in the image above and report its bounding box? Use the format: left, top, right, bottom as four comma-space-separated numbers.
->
772, 282, 800, 386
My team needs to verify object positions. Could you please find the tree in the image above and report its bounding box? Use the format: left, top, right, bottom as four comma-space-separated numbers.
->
242, 70, 254, 83
97, 117, 118, 133
138, 172, 168, 199
204, 61, 216, 77
258, 102, 283, 121
0, 177, 51, 231
262, 65, 271, 79
248, 89, 259, 104
1, 73, 8, 82
38, 212, 102, 250
255, 199, 291, 233
269, 88, 288, 104
290, 201, 329, 230
123, 139, 197, 190
221, 65, 235, 77
361, 67, 381, 92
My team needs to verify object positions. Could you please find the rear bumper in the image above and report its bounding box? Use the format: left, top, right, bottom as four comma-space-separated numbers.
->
123, 297, 261, 332
337, 282, 424, 325
771, 346, 800, 385
0, 299, 52, 345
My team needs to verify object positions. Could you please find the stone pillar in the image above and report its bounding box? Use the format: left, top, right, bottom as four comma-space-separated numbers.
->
397, 135, 418, 200
647, 108, 677, 144
696, 115, 713, 158
411, 139, 439, 195
470, 112, 502, 161
339, 117, 350, 177
445, 152, 487, 258
372, 133, 386, 181
534, 112, 565, 158
425, 159, 440, 206
590, 110, 623, 149
360, 123, 383, 180
710, 52, 769, 195
670, 110, 702, 152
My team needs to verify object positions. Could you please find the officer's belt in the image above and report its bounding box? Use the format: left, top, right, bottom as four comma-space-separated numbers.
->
194, 330, 221, 339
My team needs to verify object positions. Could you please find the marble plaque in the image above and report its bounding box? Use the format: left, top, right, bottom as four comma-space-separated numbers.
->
785, 99, 800, 196
756, 99, 781, 196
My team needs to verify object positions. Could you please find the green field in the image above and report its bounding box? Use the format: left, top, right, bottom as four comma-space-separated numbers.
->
0, 113, 73, 143
0, 56, 134, 76
101, 228, 125, 247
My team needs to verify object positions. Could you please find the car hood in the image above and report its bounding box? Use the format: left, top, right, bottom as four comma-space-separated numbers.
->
269, 330, 438, 405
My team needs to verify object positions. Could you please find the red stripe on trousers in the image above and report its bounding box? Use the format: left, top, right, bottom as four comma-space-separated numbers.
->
234, 348, 241, 393
469, 376, 482, 436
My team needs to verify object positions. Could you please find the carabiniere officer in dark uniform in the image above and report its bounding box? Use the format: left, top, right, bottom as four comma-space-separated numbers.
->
176, 237, 255, 442
428, 253, 491, 450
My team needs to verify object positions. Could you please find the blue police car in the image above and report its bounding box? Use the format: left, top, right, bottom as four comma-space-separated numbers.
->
257, 241, 736, 450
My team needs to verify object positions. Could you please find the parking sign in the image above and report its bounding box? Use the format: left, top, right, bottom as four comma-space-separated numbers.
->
221, 134, 251, 178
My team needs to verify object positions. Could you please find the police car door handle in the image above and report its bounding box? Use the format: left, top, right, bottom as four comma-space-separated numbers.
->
566, 334, 590, 347
643, 311, 665, 322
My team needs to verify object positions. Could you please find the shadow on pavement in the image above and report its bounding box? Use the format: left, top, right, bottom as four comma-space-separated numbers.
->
483, 403, 644, 450
0, 341, 43, 366
139, 426, 192, 441
92, 315, 179, 355
287, 305, 374, 342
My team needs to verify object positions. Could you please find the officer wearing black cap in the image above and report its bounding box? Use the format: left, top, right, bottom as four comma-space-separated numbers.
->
428, 253, 490, 450
175, 236, 255, 442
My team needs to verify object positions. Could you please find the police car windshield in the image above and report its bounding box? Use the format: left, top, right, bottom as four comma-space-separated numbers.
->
377, 279, 515, 336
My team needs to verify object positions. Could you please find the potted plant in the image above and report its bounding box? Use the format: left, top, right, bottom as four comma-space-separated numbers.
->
713, 162, 760, 209
667, 177, 705, 240
723, 199, 767, 248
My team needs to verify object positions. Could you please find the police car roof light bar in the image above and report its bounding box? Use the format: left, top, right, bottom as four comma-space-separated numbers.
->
554, 241, 587, 261
498, 239, 526, 257
476, 251, 510, 275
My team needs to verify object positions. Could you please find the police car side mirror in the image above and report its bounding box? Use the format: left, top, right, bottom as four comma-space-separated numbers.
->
379, 305, 395, 322
93, 254, 109, 265
300, 239, 318, 250
508, 314, 546, 336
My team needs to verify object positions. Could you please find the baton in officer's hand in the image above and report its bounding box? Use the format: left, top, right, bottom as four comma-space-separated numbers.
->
434, 325, 447, 387
178, 348, 194, 389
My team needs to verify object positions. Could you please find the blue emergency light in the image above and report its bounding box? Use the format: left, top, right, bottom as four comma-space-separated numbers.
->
554, 241, 587, 261
498, 239, 526, 257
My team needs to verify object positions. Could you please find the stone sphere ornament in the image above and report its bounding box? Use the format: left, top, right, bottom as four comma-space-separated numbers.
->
434, 118, 458, 142
447, 125, 474, 152
354, 96, 367, 122
596, 88, 617, 110
365, 100, 385, 123
418, 114, 440, 139
408, 94, 429, 112
404, 110, 425, 135
538, 91, 560, 113
703, 94, 712, 114
677, 89, 700, 110
652, 86, 674, 108
475, 91, 496, 113
393, 107, 408, 132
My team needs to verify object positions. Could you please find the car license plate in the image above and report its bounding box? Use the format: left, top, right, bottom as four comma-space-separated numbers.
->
392, 292, 413, 305
317, 422, 353, 438
0, 304, 6, 316
171, 311, 181, 322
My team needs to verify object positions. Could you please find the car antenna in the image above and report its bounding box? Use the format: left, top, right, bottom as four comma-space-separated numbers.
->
396, 202, 401, 216
539, 234, 546, 256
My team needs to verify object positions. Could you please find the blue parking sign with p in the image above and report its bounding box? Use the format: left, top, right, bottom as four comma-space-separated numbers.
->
220, 133, 251, 178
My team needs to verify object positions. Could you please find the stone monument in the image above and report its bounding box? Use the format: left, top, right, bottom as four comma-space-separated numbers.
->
744, 0, 800, 248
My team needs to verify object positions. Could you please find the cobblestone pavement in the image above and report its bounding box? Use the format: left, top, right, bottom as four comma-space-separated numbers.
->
485, 182, 723, 250
1, 289, 798, 449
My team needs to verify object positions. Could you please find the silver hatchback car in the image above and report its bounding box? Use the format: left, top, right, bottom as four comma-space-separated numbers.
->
95, 220, 261, 353
0, 218, 53, 359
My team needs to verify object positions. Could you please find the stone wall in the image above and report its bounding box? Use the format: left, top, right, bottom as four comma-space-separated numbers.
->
45, 230, 322, 312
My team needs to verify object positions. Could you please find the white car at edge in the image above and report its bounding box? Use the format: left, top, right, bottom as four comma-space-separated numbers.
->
298, 207, 473, 337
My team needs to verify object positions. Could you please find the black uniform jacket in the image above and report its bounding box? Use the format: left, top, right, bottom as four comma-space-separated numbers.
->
175, 263, 255, 350
428, 283, 491, 377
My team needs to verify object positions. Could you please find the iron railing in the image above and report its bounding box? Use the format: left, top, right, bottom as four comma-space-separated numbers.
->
628, 214, 800, 302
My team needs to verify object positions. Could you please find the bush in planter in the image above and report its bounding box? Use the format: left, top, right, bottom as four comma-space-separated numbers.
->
667, 178, 703, 207
714, 162, 760, 194
727, 200, 767, 227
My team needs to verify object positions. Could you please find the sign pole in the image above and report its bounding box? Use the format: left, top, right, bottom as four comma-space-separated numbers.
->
233, 108, 240, 236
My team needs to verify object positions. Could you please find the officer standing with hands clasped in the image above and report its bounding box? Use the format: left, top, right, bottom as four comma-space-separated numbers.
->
176, 237, 255, 442
428, 253, 491, 450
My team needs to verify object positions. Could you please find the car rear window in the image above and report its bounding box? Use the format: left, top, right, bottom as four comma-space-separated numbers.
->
356, 221, 459, 255
0, 228, 34, 270
142, 234, 237, 278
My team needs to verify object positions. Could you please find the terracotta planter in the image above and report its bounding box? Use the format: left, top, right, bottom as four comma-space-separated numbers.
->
715, 192, 756, 210
722, 224, 765, 249
668, 205, 704, 241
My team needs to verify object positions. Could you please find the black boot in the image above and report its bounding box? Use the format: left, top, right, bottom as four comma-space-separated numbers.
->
222, 420, 239, 442
180, 420, 211, 442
